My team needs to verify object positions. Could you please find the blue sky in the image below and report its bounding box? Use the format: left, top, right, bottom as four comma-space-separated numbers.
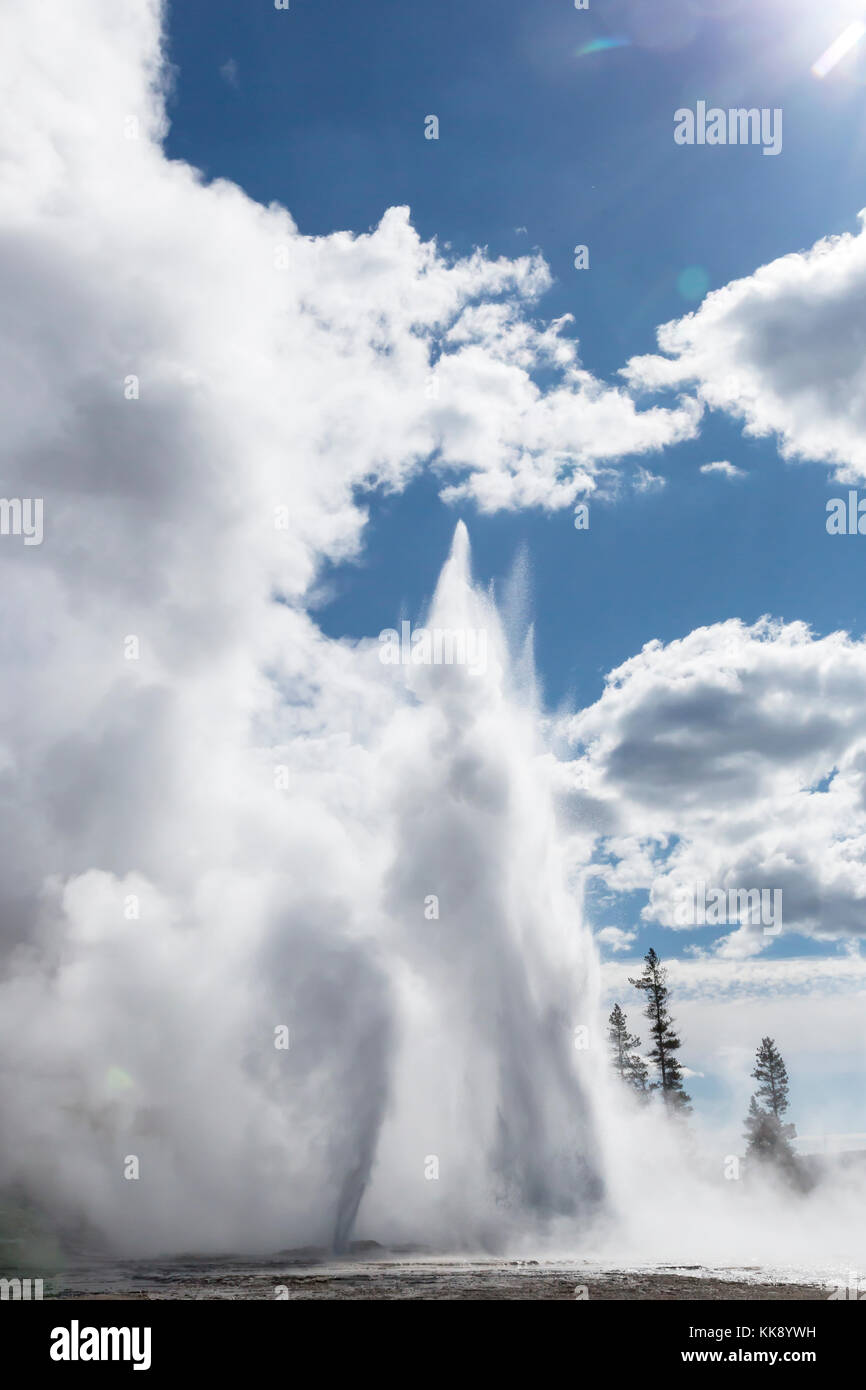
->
16, 0, 866, 1265
163, 0, 866, 706
156, 0, 866, 1134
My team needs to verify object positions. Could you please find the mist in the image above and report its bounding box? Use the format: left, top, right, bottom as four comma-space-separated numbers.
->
0, 518, 862, 1280
1, 1, 864, 1285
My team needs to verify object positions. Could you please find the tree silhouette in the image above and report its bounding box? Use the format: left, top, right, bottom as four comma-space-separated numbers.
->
607, 1003, 649, 1096
743, 1038, 799, 1179
628, 947, 691, 1113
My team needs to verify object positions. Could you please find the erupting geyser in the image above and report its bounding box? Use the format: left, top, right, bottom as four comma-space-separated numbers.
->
354, 521, 607, 1250
0, 523, 607, 1258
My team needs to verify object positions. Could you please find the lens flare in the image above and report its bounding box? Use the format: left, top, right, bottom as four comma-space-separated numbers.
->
812, 21, 866, 78
677, 266, 710, 302
576, 38, 631, 58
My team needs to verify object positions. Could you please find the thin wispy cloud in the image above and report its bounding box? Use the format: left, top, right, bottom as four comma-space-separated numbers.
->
700, 459, 746, 479
219, 57, 239, 89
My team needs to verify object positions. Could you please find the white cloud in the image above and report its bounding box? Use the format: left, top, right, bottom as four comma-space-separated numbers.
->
700, 459, 746, 479
564, 618, 866, 944
633, 465, 666, 493
603, 951, 866, 1005
595, 926, 637, 952
623, 210, 866, 482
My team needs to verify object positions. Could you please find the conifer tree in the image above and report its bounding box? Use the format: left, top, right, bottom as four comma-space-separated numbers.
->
751, 1036, 791, 1123
607, 1003, 649, 1096
743, 1096, 780, 1157
628, 947, 691, 1112
743, 1038, 799, 1175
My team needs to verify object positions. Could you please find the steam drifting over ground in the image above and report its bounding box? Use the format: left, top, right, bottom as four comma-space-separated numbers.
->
2, 515, 864, 1277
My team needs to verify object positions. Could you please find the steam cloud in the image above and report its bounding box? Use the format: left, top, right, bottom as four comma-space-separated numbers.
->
1, 1, 864, 1278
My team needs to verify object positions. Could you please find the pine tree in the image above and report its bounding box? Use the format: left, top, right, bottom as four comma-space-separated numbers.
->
607, 1003, 649, 1096
751, 1036, 791, 1122
743, 1095, 780, 1157
743, 1038, 799, 1176
628, 947, 691, 1113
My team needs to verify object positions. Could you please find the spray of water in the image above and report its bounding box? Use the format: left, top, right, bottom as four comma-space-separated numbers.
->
358, 521, 605, 1250
0, 521, 864, 1282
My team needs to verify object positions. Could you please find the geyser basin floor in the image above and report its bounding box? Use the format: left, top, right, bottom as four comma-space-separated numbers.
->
49, 1256, 830, 1301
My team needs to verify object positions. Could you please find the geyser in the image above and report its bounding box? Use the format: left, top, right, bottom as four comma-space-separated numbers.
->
0, 523, 607, 1257
359, 520, 606, 1249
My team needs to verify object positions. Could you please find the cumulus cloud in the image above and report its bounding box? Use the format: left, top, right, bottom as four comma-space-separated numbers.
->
623, 211, 866, 482
700, 460, 746, 479
563, 618, 866, 947
595, 926, 637, 953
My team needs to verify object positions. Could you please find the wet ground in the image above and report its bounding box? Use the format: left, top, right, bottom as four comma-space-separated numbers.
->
45, 1255, 832, 1300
